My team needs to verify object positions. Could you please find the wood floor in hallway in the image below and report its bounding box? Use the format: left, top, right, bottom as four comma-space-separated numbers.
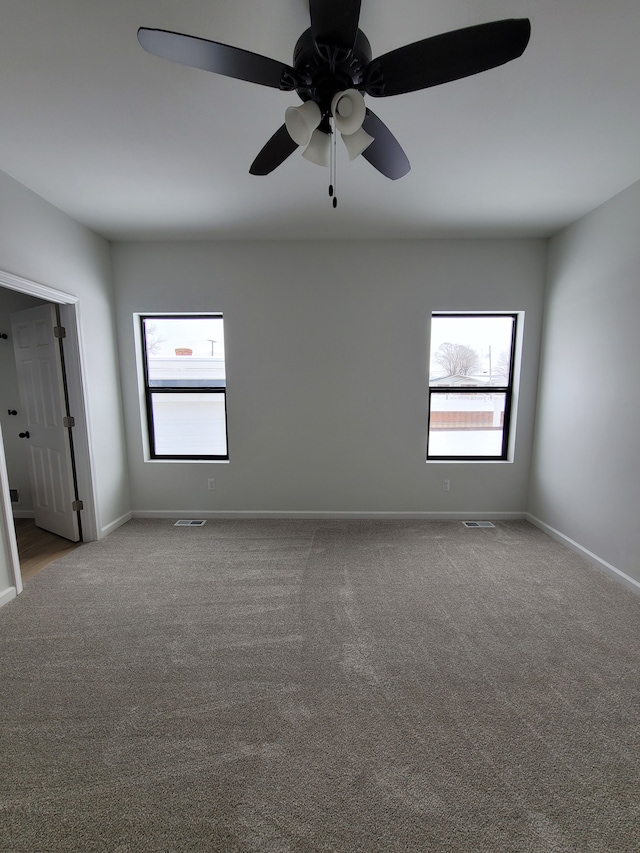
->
14, 518, 82, 582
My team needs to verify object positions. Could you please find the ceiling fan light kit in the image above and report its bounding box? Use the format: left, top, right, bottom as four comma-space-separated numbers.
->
331, 89, 367, 135
284, 100, 322, 146
302, 129, 331, 167
138, 0, 531, 201
341, 126, 375, 161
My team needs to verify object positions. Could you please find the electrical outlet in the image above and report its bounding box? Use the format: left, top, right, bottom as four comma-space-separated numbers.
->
207, 478, 215, 491
442, 479, 450, 492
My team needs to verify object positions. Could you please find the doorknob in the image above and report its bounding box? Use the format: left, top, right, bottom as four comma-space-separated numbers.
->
19, 431, 30, 439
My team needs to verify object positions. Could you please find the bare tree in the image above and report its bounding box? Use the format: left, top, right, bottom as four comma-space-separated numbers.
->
432, 342, 480, 377
145, 322, 166, 355
495, 349, 511, 378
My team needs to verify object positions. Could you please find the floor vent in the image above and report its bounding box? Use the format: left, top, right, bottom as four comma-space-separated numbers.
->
174, 519, 207, 527
462, 521, 495, 528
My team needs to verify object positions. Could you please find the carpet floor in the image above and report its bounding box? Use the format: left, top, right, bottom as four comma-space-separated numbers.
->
1, 519, 639, 852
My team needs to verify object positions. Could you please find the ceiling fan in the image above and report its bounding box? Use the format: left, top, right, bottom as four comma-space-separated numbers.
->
138, 0, 530, 191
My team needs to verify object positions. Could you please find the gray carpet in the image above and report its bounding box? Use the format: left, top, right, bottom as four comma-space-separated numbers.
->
1, 519, 639, 852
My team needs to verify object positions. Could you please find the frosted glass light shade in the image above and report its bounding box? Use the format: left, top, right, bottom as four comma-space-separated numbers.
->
302, 129, 330, 166
341, 127, 374, 160
330, 89, 366, 136
285, 101, 322, 146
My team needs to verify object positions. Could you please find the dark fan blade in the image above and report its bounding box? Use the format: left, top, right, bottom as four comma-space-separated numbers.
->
138, 28, 298, 90
364, 19, 531, 97
309, 0, 361, 54
249, 124, 299, 175
361, 110, 410, 180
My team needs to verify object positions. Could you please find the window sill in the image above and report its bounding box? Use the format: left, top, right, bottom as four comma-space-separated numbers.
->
144, 458, 231, 464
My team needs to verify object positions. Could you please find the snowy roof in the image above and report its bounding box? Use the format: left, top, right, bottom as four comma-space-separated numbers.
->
429, 373, 509, 387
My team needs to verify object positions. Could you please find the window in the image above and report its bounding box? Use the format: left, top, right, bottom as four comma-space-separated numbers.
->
141, 315, 228, 460
427, 313, 517, 461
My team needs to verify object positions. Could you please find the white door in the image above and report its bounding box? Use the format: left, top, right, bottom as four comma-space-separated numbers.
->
10, 304, 80, 542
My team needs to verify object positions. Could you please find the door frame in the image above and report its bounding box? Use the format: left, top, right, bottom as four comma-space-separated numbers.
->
0, 269, 98, 592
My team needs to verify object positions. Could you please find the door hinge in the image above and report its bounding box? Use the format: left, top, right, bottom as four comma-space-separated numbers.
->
72, 499, 84, 512
63, 415, 75, 428
53, 326, 66, 339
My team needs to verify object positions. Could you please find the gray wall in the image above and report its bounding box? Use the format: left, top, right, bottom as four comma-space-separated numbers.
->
0, 170, 130, 549
529, 179, 640, 585
112, 239, 546, 516
2, 163, 638, 601
0, 289, 47, 513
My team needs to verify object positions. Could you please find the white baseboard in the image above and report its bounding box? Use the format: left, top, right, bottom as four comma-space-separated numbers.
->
132, 510, 527, 521
100, 511, 133, 539
12, 510, 35, 519
526, 514, 640, 596
0, 586, 17, 610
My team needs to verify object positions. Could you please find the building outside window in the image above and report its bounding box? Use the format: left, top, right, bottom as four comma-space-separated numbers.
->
427, 313, 517, 461
140, 315, 228, 460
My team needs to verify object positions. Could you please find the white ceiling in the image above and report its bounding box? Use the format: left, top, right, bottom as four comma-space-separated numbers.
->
2, 0, 639, 241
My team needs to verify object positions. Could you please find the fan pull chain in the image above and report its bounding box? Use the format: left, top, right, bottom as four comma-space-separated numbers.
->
328, 121, 334, 202
328, 163, 333, 199
328, 121, 338, 208
333, 126, 338, 208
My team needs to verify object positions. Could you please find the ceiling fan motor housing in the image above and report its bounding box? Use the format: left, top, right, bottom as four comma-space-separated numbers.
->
292, 27, 373, 115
